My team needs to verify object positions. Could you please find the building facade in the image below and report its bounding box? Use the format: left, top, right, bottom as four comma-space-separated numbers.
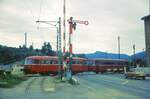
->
142, 15, 150, 67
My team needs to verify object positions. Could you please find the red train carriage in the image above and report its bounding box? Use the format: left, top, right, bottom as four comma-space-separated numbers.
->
23, 56, 88, 75
71, 57, 88, 74
86, 59, 96, 71
93, 58, 128, 74
24, 56, 128, 75
24, 56, 59, 75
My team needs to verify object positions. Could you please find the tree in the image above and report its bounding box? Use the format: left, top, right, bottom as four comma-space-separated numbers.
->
29, 45, 34, 51
41, 42, 54, 56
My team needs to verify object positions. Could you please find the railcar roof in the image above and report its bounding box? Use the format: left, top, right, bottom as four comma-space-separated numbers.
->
90, 58, 128, 62
26, 56, 86, 60
26, 56, 57, 60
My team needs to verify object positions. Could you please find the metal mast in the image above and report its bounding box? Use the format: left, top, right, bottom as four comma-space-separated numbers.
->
133, 44, 136, 67
67, 17, 89, 80
118, 36, 120, 59
36, 18, 62, 77
63, 0, 66, 53
58, 17, 63, 79
25, 32, 27, 48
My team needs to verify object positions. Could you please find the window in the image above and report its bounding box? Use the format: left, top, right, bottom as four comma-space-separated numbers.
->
49, 60, 58, 64
33, 60, 40, 64
25, 59, 34, 64
41, 60, 49, 64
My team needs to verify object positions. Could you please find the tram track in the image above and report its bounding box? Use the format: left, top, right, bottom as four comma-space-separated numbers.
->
24, 76, 50, 99
25, 77, 38, 99
40, 76, 46, 92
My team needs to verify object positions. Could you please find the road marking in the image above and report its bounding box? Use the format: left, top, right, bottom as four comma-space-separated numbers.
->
122, 80, 129, 85
44, 87, 55, 92
43, 77, 56, 92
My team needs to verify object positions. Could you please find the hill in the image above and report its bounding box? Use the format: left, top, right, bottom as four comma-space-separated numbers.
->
85, 51, 130, 60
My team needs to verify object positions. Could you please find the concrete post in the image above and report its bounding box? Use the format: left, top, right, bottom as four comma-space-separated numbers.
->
142, 15, 150, 67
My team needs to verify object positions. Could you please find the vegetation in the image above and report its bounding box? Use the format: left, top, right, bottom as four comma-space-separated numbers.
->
0, 72, 26, 88
0, 42, 55, 64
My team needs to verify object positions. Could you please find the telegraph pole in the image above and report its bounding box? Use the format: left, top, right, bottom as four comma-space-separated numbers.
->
63, 0, 66, 54
118, 36, 120, 59
25, 32, 27, 48
58, 17, 63, 79
133, 44, 136, 67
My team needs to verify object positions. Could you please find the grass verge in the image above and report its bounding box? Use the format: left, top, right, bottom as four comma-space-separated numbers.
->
0, 74, 26, 88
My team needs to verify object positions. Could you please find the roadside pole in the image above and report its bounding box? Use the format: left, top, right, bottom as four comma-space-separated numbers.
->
67, 17, 89, 80
36, 17, 62, 78
58, 17, 63, 79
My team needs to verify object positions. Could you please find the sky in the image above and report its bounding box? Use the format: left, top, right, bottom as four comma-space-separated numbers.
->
0, 0, 149, 55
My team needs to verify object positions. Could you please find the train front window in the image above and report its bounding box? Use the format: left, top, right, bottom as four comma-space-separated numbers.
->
33, 60, 40, 64
41, 60, 49, 64
86, 61, 95, 66
49, 60, 58, 64
72, 60, 82, 64
25, 59, 34, 64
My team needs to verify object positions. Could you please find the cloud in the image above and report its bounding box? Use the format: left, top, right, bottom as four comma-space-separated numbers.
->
0, 0, 148, 54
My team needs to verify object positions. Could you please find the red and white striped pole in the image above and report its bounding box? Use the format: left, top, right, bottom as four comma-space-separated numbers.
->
69, 17, 73, 55
62, 0, 67, 79
63, 0, 66, 54
67, 17, 75, 79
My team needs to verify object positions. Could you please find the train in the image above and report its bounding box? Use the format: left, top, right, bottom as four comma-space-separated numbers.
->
23, 56, 128, 75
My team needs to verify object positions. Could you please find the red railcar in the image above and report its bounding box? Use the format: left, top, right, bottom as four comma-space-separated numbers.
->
91, 58, 128, 73
71, 57, 88, 74
24, 56, 128, 75
24, 56, 88, 75
24, 56, 59, 75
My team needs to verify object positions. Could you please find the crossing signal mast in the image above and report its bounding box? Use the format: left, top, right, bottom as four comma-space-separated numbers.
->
36, 18, 63, 78
67, 17, 89, 80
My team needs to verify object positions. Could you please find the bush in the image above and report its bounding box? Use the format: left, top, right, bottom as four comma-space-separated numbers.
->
0, 74, 26, 88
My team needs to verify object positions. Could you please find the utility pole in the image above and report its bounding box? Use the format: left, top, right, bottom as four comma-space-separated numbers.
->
118, 36, 120, 59
36, 17, 62, 78
67, 17, 89, 80
25, 32, 27, 48
63, 0, 66, 54
133, 44, 136, 67
58, 17, 63, 79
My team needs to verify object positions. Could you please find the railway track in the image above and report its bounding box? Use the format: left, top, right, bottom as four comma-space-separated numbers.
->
40, 77, 46, 92
24, 76, 50, 99
25, 77, 38, 99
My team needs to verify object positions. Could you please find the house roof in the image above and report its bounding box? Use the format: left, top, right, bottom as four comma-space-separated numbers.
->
142, 15, 150, 20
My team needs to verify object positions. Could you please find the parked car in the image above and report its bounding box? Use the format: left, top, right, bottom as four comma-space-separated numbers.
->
124, 68, 146, 80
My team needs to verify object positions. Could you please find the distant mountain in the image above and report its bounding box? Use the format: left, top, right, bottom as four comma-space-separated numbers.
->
83, 51, 146, 61
130, 51, 145, 60
85, 51, 130, 60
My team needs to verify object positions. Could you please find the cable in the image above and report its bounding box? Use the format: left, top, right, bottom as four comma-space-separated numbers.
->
24, 0, 36, 21
38, 0, 43, 20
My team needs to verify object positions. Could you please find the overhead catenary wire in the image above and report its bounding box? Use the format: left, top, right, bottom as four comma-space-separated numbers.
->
38, 0, 43, 20
24, 0, 37, 22
24, 0, 57, 50
37, 0, 44, 29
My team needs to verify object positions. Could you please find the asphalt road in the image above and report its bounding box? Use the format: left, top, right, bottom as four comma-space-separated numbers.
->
0, 73, 150, 99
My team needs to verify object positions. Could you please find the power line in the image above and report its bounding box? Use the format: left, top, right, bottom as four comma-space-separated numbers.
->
24, 0, 36, 21
38, 0, 43, 20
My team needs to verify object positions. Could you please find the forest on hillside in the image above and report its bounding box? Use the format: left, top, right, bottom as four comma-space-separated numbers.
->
0, 42, 55, 64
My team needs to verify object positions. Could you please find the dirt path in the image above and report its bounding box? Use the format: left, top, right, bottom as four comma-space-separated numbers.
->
0, 74, 150, 99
